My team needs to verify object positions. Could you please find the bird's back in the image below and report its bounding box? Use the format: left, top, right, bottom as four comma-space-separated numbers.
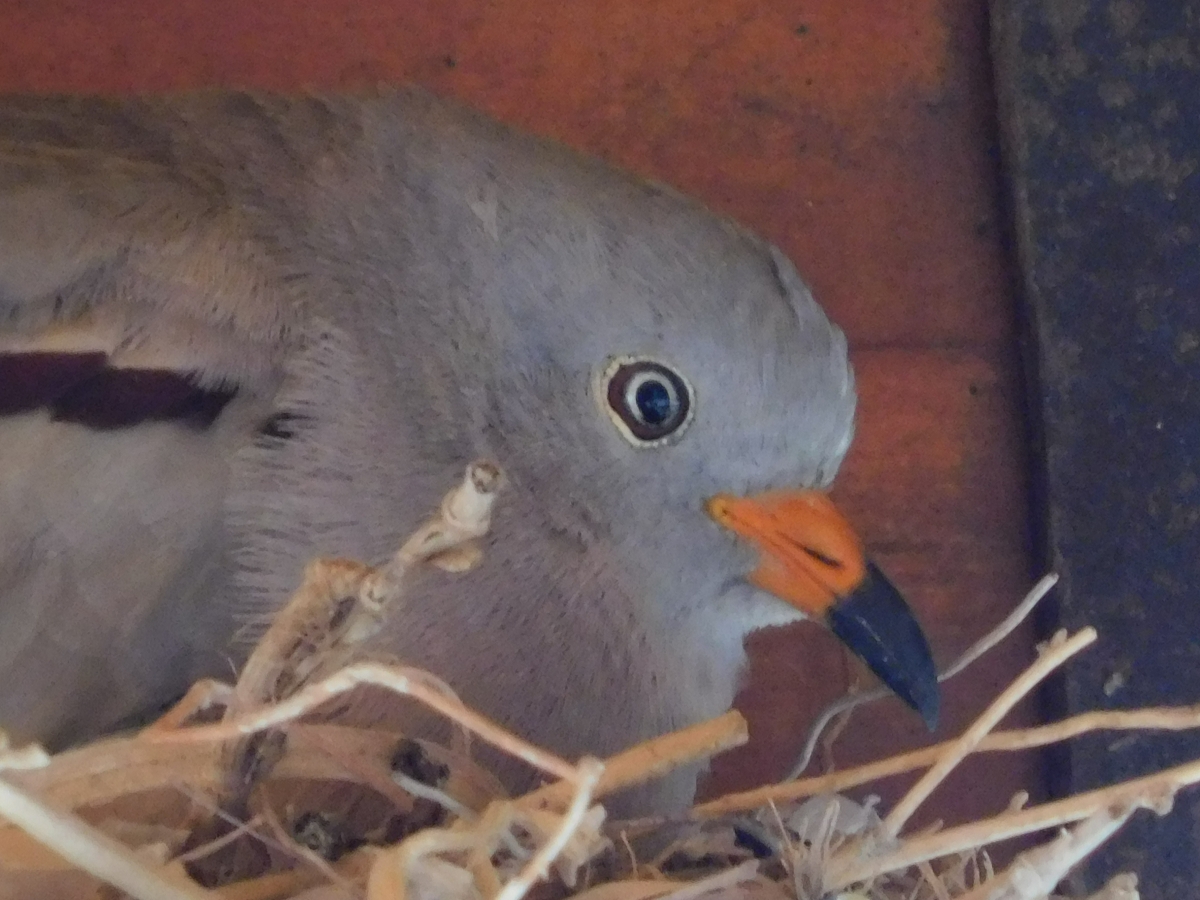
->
0, 91, 856, 820
0, 92, 364, 744
0, 88, 677, 753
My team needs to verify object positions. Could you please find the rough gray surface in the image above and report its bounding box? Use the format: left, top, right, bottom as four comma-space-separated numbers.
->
991, 0, 1200, 895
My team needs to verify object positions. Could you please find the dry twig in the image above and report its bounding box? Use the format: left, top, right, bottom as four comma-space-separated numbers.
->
495, 758, 606, 900
786, 574, 1059, 781
693, 703, 1200, 819
149, 661, 575, 782
955, 803, 1139, 900
526, 711, 748, 811
0, 770, 213, 900
826, 751, 1200, 890
882, 627, 1097, 837
5, 511, 1196, 900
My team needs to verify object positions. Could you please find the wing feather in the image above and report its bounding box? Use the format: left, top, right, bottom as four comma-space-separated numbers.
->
0, 96, 296, 745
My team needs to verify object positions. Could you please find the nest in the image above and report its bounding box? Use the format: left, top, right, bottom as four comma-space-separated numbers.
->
0, 462, 1194, 900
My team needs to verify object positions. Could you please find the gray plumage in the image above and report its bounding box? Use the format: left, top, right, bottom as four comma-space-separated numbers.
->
0, 88, 857, 813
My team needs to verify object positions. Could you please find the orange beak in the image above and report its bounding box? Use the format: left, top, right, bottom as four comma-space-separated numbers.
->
707, 490, 939, 729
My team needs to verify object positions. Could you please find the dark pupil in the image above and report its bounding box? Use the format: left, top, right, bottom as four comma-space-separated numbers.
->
635, 380, 673, 425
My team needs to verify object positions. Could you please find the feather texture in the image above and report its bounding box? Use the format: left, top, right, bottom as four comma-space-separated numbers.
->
0, 89, 857, 814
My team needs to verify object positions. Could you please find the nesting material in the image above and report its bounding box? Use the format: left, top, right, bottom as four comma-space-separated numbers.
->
1, 464, 1198, 899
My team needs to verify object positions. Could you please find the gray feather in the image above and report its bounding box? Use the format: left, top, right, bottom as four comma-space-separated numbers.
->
0, 88, 855, 814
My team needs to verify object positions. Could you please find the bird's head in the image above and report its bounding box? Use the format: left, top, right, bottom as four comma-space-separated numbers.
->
425, 138, 940, 731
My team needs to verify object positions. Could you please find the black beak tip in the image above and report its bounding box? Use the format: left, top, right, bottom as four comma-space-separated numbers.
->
910, 675, 941, 732
827, 562, 940, 731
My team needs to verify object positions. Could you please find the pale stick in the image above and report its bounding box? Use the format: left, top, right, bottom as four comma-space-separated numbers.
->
525, 711, 748, 810
786, 574, 1059, 781
0, 774, 212, 900
825, 752, 1200, 890
882, 627, 1096, 837
693, 702, 1200, 819
147, 661, 576, 782
495, 758, 605, 900
954, 802, 1140, 900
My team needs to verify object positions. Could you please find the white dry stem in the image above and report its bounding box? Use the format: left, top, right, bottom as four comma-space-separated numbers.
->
527, 710, 747, 811
656, 859, 761, 900
365, 758, 606, 900
881, 627, 1097, 837
408, 856, 482, 900
291, 724, 500, 821
171, 813, 265, 866
916, 858, 953, 900
392, 768, 477, 821
786, 574, 1059, 781
351, 460, 504, 649
467, 801, 519, 895
182, 462, 505, 818
231, 460, 504, 714
148, 661, 577, 781
825, 750, 1200, 890
142, 680, 235, 734
692, 702, 1200, 820
0, 737, 50, 772
783, 795, 869, 899
495, 757, 606, 900
955, 802, 1141, 900
253, 802, 362, 897
0, 774, 212, 900
367, 827, 485, 900
816, 627, 1096, 891
1080, 873, 1139, 900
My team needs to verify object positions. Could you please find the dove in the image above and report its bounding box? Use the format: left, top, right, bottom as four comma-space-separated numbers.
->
0, 88, 937, 813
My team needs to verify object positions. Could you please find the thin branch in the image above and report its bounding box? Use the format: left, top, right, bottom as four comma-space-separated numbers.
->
785, 573, 1059, 781
1083, 873, 1140, 900
221, 462, 503, 807
143, 680, 235, 734
0, 774, 212, 900
954, 803, 1138, 900
525, 711, 748, 811
826, 751, 1200, 889
172, 813, 266, 865
496, 757, 605, 900
391, 769, 476, 821
146, 661, 576, 782
311, 731, 437, 814
0, 736, 51, 773
366, 826, 483, 900
258, 797, 363, 898
657, 859, 760, 900
881, 627, 1096, 837
692, 702, 1200, 819
939, 573, 1061, 683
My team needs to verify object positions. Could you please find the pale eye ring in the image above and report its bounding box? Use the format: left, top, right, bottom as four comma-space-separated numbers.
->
600, 357, 694, 446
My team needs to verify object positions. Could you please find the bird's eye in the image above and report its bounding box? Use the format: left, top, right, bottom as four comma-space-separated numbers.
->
600, 357, 694, 446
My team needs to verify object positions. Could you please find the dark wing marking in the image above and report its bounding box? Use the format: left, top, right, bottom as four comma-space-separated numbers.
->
0, 350, 237, 428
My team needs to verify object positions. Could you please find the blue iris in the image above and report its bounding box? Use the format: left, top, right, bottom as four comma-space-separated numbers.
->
635, 379, 673, 425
